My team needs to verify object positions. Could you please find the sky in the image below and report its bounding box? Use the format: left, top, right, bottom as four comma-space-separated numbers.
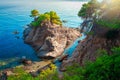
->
0, 0, 89, 6
0, 0, 89, 2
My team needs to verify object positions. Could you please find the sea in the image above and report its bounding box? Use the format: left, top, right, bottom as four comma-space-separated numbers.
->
0, 0, 86, 69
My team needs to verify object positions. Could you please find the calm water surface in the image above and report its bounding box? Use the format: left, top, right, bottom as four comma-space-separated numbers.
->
0, 0, 85, 69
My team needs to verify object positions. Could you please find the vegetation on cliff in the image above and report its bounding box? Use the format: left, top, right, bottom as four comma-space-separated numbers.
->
78, 0, 100, 20
30, 10, 62, 27
63, 47, 120, 80
24, 10, 80, 58
8, 64, 57, 80
6, 47, 120, 80
59, 0, 120, 80
30, 9, 39, 19
78, 0, 120, 29
2, 0, 120, 80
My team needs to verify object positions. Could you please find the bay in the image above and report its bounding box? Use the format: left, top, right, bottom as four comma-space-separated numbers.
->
0, 0, 85, 69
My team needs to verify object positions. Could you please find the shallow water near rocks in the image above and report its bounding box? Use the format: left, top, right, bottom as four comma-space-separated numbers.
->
0, 0, 85, 70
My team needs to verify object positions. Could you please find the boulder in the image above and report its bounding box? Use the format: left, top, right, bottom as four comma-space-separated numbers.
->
23, 22, 81, 59
20, 57, 32, 65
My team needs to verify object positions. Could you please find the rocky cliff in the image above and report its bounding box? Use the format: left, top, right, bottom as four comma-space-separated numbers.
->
60, 24, 120, 71
23, 22, 81, 59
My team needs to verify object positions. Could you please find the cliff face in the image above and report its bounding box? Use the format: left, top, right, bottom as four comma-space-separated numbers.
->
23, 22, 81, 59
60, 24, 120, 71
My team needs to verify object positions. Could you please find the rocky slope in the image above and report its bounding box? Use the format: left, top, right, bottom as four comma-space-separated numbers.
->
23, 22, 81, 59
60, 24, 120, 71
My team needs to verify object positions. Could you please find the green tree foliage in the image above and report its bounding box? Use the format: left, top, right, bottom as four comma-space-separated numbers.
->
8, 64, 58, 80
78, 3, 89, 19
85, 47, 120, 80
49, 11, 62, 25
39, 64, 58, 80
78, 0, 120, 29
8, 67, 40, 80
30, 10, 62, 27
31, 14, 49, 27
63, 64, 85, 80
7, 47, 120, 80
78, 0, 100, 19
30, 9, 39, 18
63, 47, 120, 80
96, 19, 120, 29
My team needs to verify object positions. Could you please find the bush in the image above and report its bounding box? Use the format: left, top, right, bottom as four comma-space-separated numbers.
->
63, 47, 120, 80
85, 31, 94, 35
8, 67, 38, 80
8, 64, 58, 80
8, 47, 120, 80
96, 19, 120, 29
30, 11, 62, 27
39, 64, 58, 80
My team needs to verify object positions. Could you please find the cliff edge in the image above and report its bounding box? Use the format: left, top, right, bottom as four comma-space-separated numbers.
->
60, 23, 120, 71
23, 21, 81, 59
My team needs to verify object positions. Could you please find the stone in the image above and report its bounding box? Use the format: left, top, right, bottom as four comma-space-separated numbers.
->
23, 21, 81, 59
20, 58, 32, 65
58, 54, 69, 62
29, 71, 38, 77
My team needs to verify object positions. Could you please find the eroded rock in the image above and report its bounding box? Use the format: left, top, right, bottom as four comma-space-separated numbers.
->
23, 22, 81, 59
60, 24, 120, 70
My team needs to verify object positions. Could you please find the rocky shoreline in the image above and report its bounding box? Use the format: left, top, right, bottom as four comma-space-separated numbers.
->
0, 22, 81, 79
23, 21, 81, 59
60, 24, 120, 71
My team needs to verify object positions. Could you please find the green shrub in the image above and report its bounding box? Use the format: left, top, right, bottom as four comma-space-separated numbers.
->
39, 64, 58, 80
30, 9, 39, 19
85, 31, 94, 35
64, 63, 85, 80
78, 0, 120, 30
63, 47, 120, 80
96, 19, 120, 29
8, 47, 120, 80
8, 67, 38, 80
8, 64, 58, 80
30, 11, 62, 27
84, 47, 120, 80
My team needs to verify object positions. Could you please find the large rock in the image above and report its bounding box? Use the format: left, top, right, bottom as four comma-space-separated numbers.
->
23, 22, 81, 59
60, 24, 120, 71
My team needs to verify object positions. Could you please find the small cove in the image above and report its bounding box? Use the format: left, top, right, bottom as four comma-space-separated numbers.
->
0, 0, 86, 70
55, 20, 93, 67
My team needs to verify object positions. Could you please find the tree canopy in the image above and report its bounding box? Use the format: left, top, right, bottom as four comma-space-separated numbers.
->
78, 0, 100, 19
30, 9, 39, 18
30, 10, 62, 27
78, 0, 120, 29
60, 47, 120, 80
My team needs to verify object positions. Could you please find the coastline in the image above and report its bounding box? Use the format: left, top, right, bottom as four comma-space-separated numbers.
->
0, 24, 82, 78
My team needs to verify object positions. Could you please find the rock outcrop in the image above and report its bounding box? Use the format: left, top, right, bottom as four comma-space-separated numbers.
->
23, 22, 81, 59
60, 24, 120, 71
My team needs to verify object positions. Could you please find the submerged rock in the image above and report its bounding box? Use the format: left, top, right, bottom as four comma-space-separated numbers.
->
62, 20, 67, 23
12, 30, 19, 35
23, 22, 81, 59
20, 57, 32, 65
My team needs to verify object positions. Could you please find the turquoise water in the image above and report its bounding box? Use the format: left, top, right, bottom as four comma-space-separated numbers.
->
0, 0, 85, 69
64, 33, 86, 57
55, 33, 86, 68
